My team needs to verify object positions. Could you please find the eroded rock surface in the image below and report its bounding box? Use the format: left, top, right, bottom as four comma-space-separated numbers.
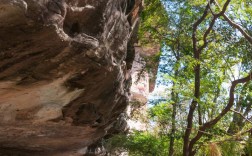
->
0, 0, 141, 155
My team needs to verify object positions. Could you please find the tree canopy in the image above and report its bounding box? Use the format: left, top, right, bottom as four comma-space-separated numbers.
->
106, 0, 252, 155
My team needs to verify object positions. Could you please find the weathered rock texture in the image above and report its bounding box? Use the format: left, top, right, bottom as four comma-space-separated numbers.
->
0, 0, 141, 155
126, 45, 160, 132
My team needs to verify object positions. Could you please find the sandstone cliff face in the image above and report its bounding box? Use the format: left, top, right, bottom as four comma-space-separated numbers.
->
0, 0, 141, 155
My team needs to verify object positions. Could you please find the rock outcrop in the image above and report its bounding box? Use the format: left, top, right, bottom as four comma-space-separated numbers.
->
0, 0, 141, 155
127, 44, 160, 132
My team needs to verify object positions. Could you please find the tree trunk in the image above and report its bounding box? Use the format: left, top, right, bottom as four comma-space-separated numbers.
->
168, 71, 178, 156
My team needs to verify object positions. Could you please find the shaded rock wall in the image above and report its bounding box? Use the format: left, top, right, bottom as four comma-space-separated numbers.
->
0, 0, 141, 155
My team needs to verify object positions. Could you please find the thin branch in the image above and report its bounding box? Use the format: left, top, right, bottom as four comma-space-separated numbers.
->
192, 0, 214, 53
213, 0, 252, 44
230, 109, 252, 124
198, 0, 232, 52
238, 127, 252, 136
214, 0, 231, 16
188, 127, 221, 137
211, 138, 245, 145
207, 0, 217, 16
222, 14, 252, 44
210, 128, 252, 145
198, 17, 217, 52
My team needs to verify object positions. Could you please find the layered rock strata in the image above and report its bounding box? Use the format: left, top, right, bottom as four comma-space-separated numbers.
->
0, 0, 141, 155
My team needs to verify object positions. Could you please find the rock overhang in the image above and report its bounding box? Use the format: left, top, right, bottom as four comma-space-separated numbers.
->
0, 0, 141, 155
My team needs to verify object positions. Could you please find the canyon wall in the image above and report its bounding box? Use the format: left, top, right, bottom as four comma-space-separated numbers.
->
0, 0, 141, 155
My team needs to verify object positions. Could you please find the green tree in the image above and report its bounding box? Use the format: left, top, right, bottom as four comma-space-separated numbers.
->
107, 0, 252, 155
